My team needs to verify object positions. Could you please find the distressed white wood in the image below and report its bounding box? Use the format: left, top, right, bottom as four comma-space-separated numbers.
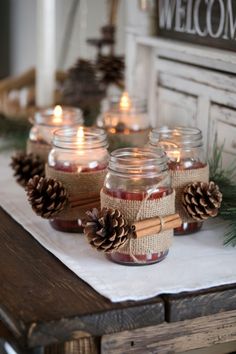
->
136, 37, 236, 74
124, 3, 236, 166
159, 73, 236, 109
196, 96, 210, 153
156, 87, 197, 127
209, 104, 236, 167
157, 59, 236, 94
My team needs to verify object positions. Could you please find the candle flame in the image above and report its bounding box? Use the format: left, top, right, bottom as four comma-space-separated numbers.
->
77, 126, 84, 143
170, 150, 181, 163
162, 141, 181, 162
119, 92, 131, 112
53, 105, 63, 124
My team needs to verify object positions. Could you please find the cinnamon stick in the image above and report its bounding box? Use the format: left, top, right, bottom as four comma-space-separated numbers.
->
132, 214, 182, 239
133, 213, 180, 232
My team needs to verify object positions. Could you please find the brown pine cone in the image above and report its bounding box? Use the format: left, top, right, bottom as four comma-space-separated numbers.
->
182, 181, 222, 221
11, 152, 45, 187
62, 59, 105, 126
96, 55, 125, 87
84, 208, 130, 253
26, 175, 68, 218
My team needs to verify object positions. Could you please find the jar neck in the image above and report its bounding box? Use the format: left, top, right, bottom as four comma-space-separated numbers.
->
107, 96, 147, 114
52, 127, 108, 150
149, 127, 203, 150
32, 106, 83, 128
108, 147, 168, 178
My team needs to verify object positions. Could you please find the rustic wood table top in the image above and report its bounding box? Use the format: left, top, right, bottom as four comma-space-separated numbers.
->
1, 207, 236, 353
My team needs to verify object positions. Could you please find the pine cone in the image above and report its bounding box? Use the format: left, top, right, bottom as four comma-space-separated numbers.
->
96, 55, 125, 87
84, 208, 130, 253
182, 181, 222, 221
26, 175, 68, 218
11, 152, 45, 187
62, 59, 105, 126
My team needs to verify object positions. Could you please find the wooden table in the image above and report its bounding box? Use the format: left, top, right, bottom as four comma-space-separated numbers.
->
1, 207, 236, 354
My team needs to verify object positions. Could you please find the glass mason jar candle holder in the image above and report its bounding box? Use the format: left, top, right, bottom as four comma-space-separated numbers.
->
46, 127, 109, 233
27, 105, 83, 162
149, 127, 209, 235
101, 147, 175, 265
98, 92, 150, 151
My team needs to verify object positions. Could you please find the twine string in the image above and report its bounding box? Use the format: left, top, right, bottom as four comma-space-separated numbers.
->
128, 184, 165, 264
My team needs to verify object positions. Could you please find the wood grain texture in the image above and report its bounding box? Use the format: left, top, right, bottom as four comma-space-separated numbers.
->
45, 336, 100, 354
101, 309, 236, 354
164, 284, 236, 322
0, 207, 164, 348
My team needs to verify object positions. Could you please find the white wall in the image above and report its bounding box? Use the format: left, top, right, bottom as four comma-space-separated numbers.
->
10, 0, 126, 75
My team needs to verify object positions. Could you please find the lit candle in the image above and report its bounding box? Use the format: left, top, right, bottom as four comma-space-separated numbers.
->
101, 92, 150, 150
27, 106, 83, 162
149, 127, 209, 235
52, 105, 63, 124
101, 147, 174, 265
47, 127, 109, 232
36, 0, 56, 107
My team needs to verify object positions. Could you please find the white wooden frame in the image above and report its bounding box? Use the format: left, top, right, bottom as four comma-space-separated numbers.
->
126, 34, 236, 165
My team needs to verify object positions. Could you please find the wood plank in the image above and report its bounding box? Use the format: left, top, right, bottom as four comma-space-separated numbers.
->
163, 284, 236, 322
137, 37, 236, 74
101, 309, 236, 354
158, 58, 236, 94
0, 207, 164, 348
159, 72, 236, 109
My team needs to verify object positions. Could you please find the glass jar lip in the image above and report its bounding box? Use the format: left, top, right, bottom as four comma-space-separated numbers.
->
30, 106, 83, 127
52, 126, 108, 149
149, 126, 203, 149
109, 147, 168, 177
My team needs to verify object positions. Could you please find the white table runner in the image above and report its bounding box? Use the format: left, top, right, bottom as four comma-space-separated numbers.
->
0, 153, 236, 302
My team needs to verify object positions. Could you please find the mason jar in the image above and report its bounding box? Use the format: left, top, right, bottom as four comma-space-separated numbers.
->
46, 127, 108, 233
100, 147, 174, 265
27, 105, 83, 162
98, 93, 150, 151
149, 126, 209, 235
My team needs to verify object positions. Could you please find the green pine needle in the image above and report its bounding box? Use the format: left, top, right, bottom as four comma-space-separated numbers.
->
0, 115, 30, 152
209, 140, 236, 246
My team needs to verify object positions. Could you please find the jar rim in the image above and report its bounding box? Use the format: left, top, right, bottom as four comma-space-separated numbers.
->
31, 106, 83, 127
149, 126, 203, 149
52, 126, 108, 149
109, 147, 168, 177
107, 95, 147, 113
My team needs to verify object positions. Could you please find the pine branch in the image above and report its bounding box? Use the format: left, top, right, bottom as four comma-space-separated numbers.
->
209, 140, 236, 246
0, 115, 29, 151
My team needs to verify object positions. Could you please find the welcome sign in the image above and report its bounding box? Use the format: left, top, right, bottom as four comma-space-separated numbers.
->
157, 0, 236, 51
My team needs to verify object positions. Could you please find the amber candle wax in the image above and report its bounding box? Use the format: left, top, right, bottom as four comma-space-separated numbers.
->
47, 127, 108, 233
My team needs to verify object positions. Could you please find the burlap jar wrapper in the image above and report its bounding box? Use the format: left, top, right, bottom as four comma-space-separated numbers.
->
46, 165, 107, 220
27, 139, 51, 162
171, 164, 209, 222
101, 189, 175, 256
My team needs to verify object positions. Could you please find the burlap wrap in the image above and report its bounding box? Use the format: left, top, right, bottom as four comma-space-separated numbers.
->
46, 165, 107, 220
171, 164, 209, 222
27, 139, 51, 162
101, 189, 175, 255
